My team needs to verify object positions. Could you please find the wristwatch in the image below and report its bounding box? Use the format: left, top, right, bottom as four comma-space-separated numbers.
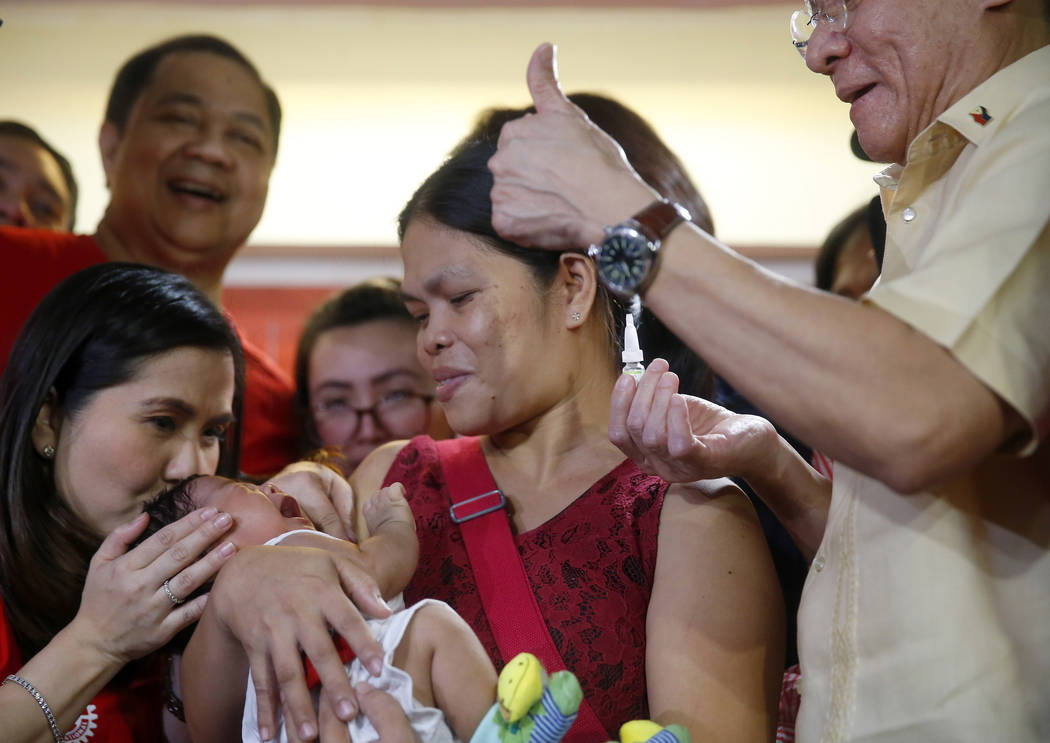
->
587, 198, 691, 301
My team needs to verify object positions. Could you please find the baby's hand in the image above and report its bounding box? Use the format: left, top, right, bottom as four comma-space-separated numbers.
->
358, 483, 419, 602
362, 483, 416, 538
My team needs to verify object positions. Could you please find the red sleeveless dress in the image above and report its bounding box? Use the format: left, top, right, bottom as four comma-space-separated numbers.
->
382, 435, 668, 737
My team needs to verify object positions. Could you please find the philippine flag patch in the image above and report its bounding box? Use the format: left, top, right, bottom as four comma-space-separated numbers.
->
969, 105, 992, 126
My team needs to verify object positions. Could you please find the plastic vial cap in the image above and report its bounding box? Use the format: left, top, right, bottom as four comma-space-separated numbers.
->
622, 313, 643, 363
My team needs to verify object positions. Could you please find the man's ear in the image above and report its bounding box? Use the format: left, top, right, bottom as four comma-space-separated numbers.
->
558, 252, 598, 329
98, 121, 122, 190
31, 388, 62, 457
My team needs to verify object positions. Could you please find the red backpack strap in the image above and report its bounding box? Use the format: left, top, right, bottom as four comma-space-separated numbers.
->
436, 436, 609, 742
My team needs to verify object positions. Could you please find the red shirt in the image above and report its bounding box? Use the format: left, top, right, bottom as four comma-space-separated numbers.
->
1, 226, 106, 367
0, 599, 165, 742
234, 321, 300, 477
1, 226, 297, 477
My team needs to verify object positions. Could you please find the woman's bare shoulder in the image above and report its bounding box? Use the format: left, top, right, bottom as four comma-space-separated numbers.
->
665, 477, 751, 510
660, 477, 763, 542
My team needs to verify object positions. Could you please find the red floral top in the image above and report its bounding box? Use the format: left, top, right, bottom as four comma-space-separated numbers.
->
383, 435, 668, 740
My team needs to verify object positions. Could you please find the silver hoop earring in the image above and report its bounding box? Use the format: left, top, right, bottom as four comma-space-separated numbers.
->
42, 445, 56, 460
571, 312, 582, 322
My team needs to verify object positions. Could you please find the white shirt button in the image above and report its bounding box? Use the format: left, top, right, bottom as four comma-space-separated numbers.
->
902, 207, 916, 222
813, 554, 826, 572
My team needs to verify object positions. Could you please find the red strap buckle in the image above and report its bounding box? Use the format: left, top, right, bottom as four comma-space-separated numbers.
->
449, 489, 505, 524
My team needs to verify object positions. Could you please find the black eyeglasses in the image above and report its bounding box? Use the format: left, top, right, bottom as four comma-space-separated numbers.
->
311, 389, 434, 433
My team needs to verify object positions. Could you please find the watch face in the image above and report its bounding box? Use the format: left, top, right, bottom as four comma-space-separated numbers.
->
597, 228, 653, 294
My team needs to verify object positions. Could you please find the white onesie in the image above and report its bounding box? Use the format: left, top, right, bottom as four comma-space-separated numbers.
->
240, 530, 457, 743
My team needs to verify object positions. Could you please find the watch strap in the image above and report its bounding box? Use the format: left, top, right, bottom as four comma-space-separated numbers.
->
629, 199, 691, 296
629, 198, 691, 243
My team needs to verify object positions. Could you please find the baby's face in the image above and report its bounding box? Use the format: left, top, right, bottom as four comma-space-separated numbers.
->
191, 475, 316, 547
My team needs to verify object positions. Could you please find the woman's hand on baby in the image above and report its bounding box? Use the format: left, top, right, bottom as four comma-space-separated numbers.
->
267, 461, 356, 541
70, 506, 236, 667
609, 358, 780, 484
208, 543, 391, 742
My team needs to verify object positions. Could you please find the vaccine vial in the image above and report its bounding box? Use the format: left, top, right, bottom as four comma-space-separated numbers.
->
622, 313, 644, 377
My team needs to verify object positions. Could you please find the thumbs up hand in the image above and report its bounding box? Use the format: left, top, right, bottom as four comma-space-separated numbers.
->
489, 43, 658, 251
524, 40, 573, 115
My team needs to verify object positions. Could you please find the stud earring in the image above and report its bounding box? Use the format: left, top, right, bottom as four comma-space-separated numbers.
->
42, 445, 56, 460
571, 312, 582, 322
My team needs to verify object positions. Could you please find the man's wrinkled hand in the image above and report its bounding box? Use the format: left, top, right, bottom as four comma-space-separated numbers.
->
489, 43, 657, 251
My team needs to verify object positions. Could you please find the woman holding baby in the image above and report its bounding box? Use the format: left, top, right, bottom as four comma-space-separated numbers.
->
0, 263, 245, 741
195, 97, 787, 743
0, 263, 397, 743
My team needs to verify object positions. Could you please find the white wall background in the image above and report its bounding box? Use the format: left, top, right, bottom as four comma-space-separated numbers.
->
1, 1, 881, 286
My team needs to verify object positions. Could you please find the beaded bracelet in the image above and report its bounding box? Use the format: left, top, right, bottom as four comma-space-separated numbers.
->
4, 674, 63, 742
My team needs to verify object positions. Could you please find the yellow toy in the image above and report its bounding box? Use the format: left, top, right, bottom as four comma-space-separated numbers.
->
469, 652, 583, 743
498, 653, 546, 722
612, 720, 691, 743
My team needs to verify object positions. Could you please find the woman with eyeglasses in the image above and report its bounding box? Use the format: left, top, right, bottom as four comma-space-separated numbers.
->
294, 277, 452, 472
187, 95, 788, 743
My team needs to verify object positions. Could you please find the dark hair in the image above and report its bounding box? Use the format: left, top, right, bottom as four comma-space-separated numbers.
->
0, 120, 78, 230
0, 263, 244, 658
137, 475, 204, 544
293, 277, 415, 452
398, 93, 712, 395
814, 197, 886, 292
105, 34, 282, 157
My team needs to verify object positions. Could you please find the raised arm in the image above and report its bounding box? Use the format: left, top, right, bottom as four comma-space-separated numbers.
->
645, 480, 785, 743
641, 238, 1017, 494
489, 43, 1020, 494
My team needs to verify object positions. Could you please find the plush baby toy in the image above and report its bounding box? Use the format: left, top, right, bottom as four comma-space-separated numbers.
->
468, 652, 583, 743
614, 720, 691, 743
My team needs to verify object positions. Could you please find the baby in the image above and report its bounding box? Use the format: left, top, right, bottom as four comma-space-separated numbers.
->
142, 475, 497, 743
